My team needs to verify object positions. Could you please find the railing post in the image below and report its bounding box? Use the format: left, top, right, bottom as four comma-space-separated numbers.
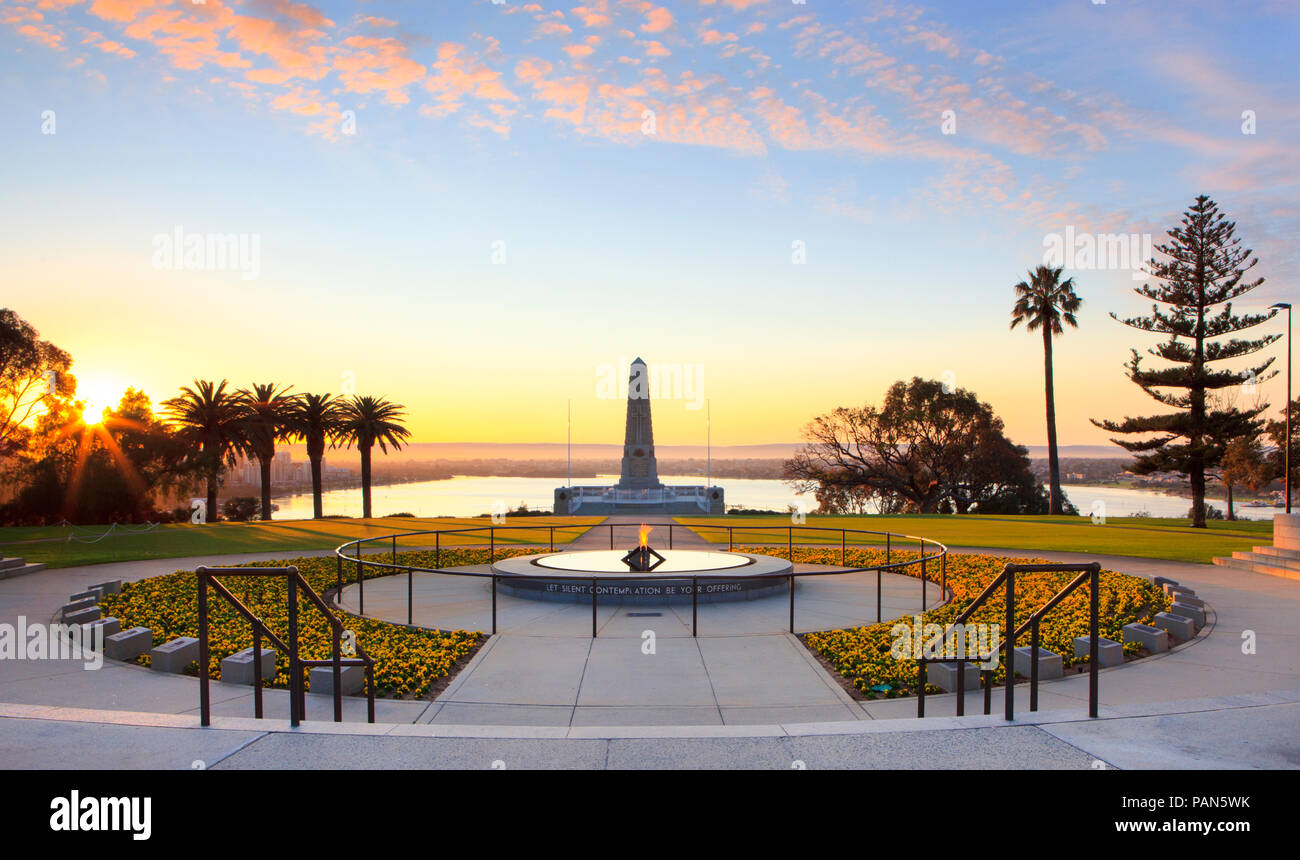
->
983, 670, 992, 715
886, 533, 891, 565
692, 577, 698, 637
253, 622, 264, 720
365, 663, 375, 723
841, 530, 846, 567
288, 572, 301, 728
788, 526, 793, 563
336, 553, 342, 594
549, 527, 554, 553
1089, 565, 1100, 718
876, 567, 882, 623
591, 577, 598, 638
956, 658, 965, 716
407, 567, 413, 626
941, 553, 947, 599
332, 623, 342, 723
1030, 619, 1041, 712
355, 543, 363, 616
917, 659, 926, 718
728, 527, 733, 553
669, 523, 673, 549
609, 525, 614, 550
490, 529, 495, 563
391, 534, 396, 565
198, 568, 210, 727
1005, 568, 1015, 722
492, 575, 498, 634
921, 549, 927, 612
435, 531, 440, 569
788, 574, 795, 633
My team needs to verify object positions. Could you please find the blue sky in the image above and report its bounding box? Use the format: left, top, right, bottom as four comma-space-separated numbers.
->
2, 0, 1297, 446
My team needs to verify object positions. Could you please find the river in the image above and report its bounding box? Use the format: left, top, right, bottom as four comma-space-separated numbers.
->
269, 475, 1281, 521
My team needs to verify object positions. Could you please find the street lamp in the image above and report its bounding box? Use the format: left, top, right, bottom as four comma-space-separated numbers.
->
1271, 302, 1292, 514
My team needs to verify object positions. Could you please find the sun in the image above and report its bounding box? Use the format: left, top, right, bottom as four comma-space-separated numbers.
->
75, 377, 125, 426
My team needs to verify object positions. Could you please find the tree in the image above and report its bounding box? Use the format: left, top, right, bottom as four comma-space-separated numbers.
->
784, 377, 1054, 514
163, 380, 250, 523
238, 382, 299, 521
0, 308, 74, 457
1220, 435, 1272, 520
1265, 398, 1300, 503
1010, 265, 1082, 515
286, 392, 345, 519
1092, 195, 1277, 528
336, 395, 411, 519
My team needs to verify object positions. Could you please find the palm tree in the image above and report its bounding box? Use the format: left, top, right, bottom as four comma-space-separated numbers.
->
162, 380, 249, 522
336, 395, 411, 519
237, 383, 299, 521
287, 392, 344, 519
1011, 265, 1083, 515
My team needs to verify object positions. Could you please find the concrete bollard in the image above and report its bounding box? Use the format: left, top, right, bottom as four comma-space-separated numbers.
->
90, 579, 122, 596
926, 661, 980, 693
149, 637, 200, 673
220, 648, 277, 685
1153, 611, 1197, 643
1122, 623, 1169, 653
1153, 576, 1178, 590
308, 664, 364, 696
1171, 601, 1205, 630
105, 627, 153, 661
69, 590, 98, 602
1073, 636, 1124, 667
82, 617, 121, 641
63, 606, 101, 626
1012, 646, 1063, 680
1165, 584, 1196, 600
59, 598, 98, 621
1171, 593, 1205, 610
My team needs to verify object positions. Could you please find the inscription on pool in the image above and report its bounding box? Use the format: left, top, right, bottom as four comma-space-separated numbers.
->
544, 582, 745, 597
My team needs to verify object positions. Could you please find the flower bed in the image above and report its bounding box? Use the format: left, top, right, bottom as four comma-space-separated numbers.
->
99, 547, 536, 699
735, 547, 1171, 699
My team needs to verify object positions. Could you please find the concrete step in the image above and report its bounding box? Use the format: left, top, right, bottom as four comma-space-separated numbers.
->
1213, 556, 1300, 582
1231, 551, 1300, 571
0, 557, 27, 571
0, 562, 45, 581
1245, 545, 1300, 562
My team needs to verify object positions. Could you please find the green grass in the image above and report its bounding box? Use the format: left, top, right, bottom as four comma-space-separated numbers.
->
675, 513, 1271, 564
0, 515, 602, 569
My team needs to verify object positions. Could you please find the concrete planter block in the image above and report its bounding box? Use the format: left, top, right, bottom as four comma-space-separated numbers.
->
926, 661, 980, 693
309, 664, 364, 696
1012, 646, 1063, 680
1153, 611, 1196, 643
63, 606, 101, 626
82, 617, 121, 642
90, 579, 122, 596
1153, 576, 1178, 590
220, 648, 277, 685
1172, 593, 1205, 610
60, 598, 98, 620
150, 637, 199, 673
105, 627, 152, 661
69, 590, 98, 602
1073, 636, 1125, 667
1164, 583, 1196, 599
1123, 623, 1169, 653
1171, 601, 1205, 630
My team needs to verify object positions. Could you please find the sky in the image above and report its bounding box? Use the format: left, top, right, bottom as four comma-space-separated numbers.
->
1, 0, 1297, 449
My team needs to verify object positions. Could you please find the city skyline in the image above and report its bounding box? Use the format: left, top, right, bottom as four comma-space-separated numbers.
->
3, 0, 1297, 447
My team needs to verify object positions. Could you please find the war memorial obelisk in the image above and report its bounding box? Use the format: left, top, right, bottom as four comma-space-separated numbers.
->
554, 358, 724, 514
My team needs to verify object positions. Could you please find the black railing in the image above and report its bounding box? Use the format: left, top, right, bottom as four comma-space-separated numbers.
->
915, 562, 1102, 722
333, 522, 950, 638
197, 565, 376, 727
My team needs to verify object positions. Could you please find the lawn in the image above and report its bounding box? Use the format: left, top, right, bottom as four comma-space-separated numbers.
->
675, 513, 1271, 564
0, 515, 602, 569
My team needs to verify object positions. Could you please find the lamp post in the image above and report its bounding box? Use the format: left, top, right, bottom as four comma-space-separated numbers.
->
1271, 302, 1292, 514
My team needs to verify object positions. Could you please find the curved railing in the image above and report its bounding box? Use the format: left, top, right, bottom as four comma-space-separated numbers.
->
331, 522, 950, 637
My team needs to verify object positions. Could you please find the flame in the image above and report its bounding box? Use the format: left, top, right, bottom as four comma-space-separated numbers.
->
639, 523, 652, 548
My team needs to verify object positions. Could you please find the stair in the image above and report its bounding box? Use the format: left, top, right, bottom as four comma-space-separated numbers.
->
0, 557, 46, 581
1212, 546, 1300, 582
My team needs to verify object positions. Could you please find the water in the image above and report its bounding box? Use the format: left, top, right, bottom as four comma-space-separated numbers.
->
269, 475, 1280, 521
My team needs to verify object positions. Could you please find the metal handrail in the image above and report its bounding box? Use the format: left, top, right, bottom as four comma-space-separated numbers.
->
332, 522, 951, 638
197, 565, 376, 727
914, 562, 1102, 722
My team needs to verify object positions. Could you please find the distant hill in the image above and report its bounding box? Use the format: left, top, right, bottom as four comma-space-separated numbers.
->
1023, 445, 1129, 459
